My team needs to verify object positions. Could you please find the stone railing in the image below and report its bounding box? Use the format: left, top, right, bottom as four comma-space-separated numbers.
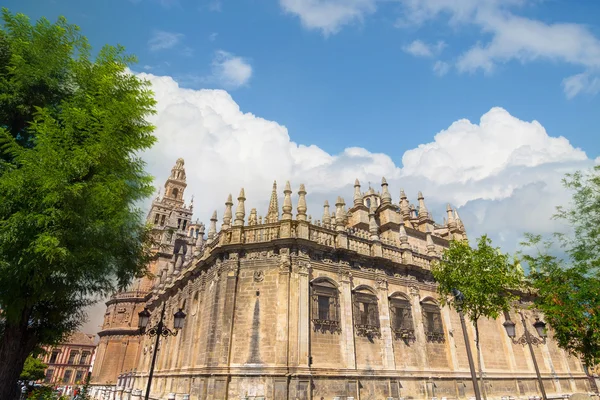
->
110, 291, 147, 300
243, 224, 281, 243
382, 245, 403, 263
197, 220, 437, 270
307, 224, 336, 247
348, 236, 370, 256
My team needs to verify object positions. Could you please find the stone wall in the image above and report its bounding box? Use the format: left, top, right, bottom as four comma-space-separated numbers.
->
125, 245, 589, 400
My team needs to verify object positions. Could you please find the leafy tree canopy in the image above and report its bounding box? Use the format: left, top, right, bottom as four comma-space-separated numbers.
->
521, 166, 600, 367
432, 235, 524, 324
0, 8, 156, 399
20, 355, 48, 382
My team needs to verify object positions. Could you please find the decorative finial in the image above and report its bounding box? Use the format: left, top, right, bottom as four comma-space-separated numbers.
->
323, 200, 331, 227
222, 194, 233, 229
297, 184, 307, 221
208, 210, 217, 240
248, 208, 258, 226
381, 177, 392, 205
447, 203, 456, 228
353, 179, 363, 207
426, 232, 436, 255
417, 191, 429, 220
282, 181, 293, 220
234, 188, 246, 226
335, 197, 345, 231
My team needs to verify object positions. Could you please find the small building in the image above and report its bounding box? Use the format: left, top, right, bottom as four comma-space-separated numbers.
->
40, 332, 97, 386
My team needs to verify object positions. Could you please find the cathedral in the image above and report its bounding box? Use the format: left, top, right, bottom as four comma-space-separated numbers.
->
90, 159, 591, 400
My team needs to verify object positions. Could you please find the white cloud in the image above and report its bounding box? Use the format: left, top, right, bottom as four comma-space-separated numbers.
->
403, 40, 446, 58
148, 30, 184, 51
211, 50, 253, 88
562, 71, 600, 99
433, 60, 450, 76
280, 0, 600, 97
401, 107, 587, 187
397, 0, 600, 97
82, 72, 597, 333
279, 0, 376, 35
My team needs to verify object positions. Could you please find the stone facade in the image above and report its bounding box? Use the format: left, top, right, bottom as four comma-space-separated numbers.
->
39, 332, 96, 386
92, 159, 590, 400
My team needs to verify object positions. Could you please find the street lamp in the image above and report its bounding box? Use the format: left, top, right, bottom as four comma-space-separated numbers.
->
503, 310, 547, 400
138, 303, 186, 400
452, 289, 482, 400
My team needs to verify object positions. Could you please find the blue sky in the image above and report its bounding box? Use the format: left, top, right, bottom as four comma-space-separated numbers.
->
8, 0, 600, 157
9, 0, 600, 333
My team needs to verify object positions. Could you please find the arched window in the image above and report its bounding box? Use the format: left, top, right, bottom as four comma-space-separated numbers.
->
310, 278, 341, 334
172, 188, 179, 199
389, 293, 415, 342
421, 298, 445, 342
352, 286, 381, 339
366, 198, 371, 208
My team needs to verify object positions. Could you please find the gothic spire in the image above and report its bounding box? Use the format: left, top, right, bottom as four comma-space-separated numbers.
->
266, 181, 279, 223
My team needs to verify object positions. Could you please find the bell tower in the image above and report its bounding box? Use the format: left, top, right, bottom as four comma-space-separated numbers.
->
91, 158, 199, 386
163, 158, 187, 207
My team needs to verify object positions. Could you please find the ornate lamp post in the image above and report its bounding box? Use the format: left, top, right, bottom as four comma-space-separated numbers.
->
452, 289, 482, 400
503, 310, 547, 400
138, 303, 186, 400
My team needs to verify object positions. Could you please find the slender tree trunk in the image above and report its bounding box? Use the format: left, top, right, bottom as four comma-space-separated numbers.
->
474, 320, 488, 400
0, 316, 36, 400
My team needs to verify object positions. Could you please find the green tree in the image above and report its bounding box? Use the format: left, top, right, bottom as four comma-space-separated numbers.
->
432, 235, 524, 399
521, 166, 600, 368
0, 9, 156, 399
19, 355, 47, 382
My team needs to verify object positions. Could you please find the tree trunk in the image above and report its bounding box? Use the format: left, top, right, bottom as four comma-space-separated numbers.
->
474, 320, 488, 400
0, 317, 36, 400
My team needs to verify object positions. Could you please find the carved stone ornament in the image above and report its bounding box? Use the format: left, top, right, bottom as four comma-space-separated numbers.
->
409, 285, 420, 296
298, 261, 310, 275
253, 270, 265, 282
375, 276, 388, 290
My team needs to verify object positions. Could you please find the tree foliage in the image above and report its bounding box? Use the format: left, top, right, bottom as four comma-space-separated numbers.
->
521, 166, 600, 368
432, 235, 524, 399
432, 235, 524, 323
0, 9, 156, 398
19, 355, 47, 382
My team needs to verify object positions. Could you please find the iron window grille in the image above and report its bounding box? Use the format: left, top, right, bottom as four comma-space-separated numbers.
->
310, 281, 341, 334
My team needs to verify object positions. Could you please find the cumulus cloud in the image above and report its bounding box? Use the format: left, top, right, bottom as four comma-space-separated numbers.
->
210, 50, 253, 88
81, 72, 596, 333
148, 30, 184, 51
279, 0, 376, 35
403, 40, 446, 58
